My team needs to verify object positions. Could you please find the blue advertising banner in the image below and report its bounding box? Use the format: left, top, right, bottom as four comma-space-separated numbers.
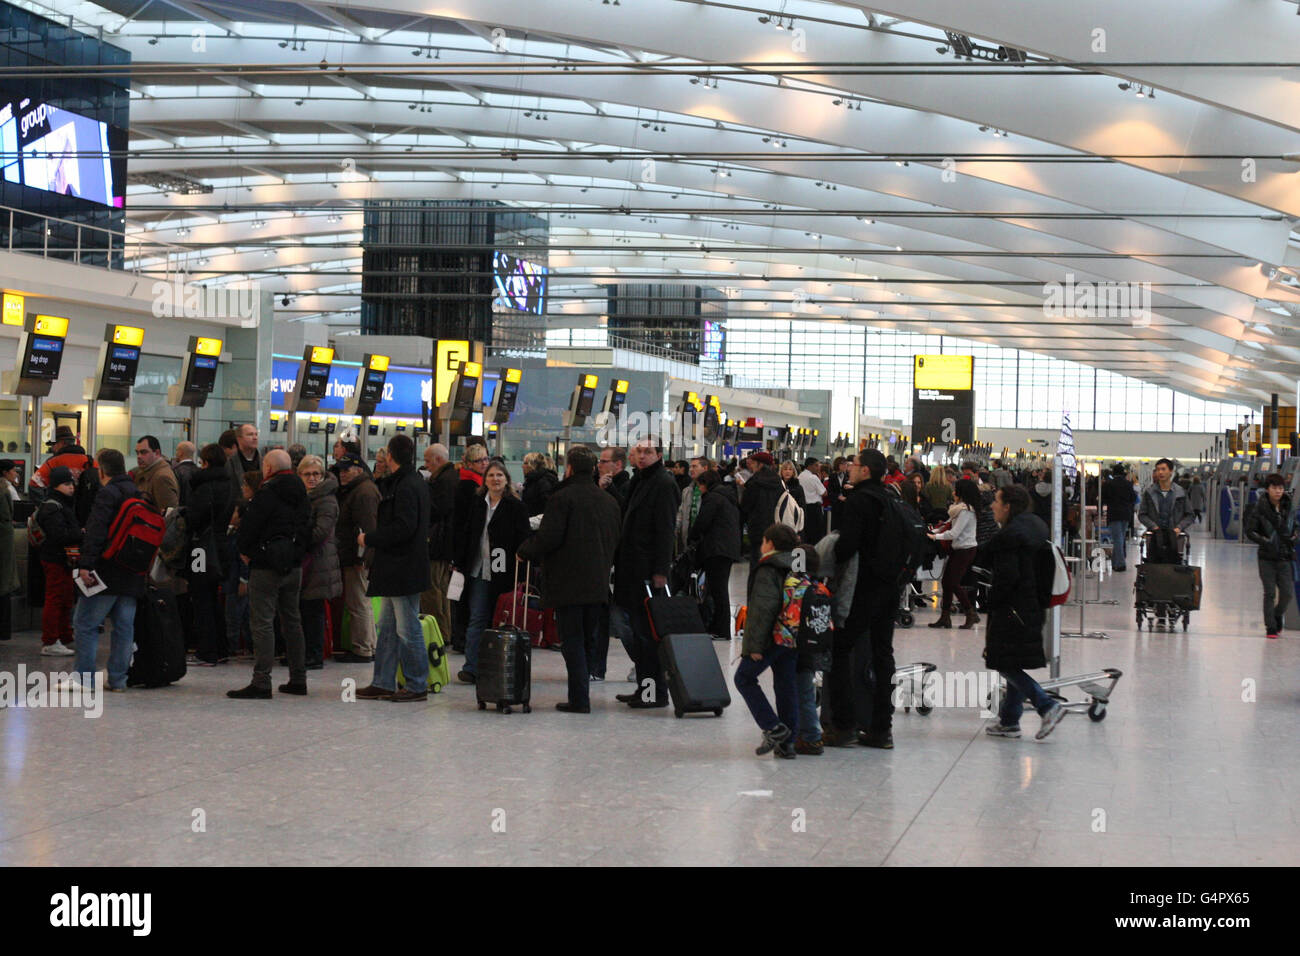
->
270, 359, 500, 418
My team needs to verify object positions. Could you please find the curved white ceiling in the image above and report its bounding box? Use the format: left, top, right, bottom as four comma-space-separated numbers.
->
25, 0, 1300, 403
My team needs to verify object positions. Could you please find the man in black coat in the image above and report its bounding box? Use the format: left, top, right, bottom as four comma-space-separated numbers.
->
67, 449, 147, 692
422, 442, 460, 643
739, 452, 783, 565
598, 446, 630, 509
518, 445, 622, 713
983, 484, 1066, 740
357, 435, 433, 702
828, 449, 898, 749
611, 438, 680, 708
229, 449, 313, 700
688, 470, 742, 641
1100, 464, 1134, 571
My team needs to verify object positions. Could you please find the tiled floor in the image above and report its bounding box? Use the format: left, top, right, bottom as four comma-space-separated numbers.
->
1, 529, 1297, 866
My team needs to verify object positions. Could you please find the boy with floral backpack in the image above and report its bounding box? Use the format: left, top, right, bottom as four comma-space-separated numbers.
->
734, 523, 804, 759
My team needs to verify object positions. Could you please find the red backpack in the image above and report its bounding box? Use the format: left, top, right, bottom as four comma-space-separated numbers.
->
101, 497, 166, 574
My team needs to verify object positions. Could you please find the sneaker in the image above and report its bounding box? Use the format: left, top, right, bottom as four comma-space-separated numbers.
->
53, 676, 84, 693
1267, 632, 1280, 640
756, 722, 792, 756
773, 741, 797, 759
794, 738, 825, 756
456, 669, 476, 685
356, 684, 395, 700
985, 722, 1022, 738
589, 675, 605, 683
40, 642, 74, 657
1035, 702, 1066, 740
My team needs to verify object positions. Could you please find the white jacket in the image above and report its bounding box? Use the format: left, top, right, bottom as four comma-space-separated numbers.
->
932, 503, 977, 551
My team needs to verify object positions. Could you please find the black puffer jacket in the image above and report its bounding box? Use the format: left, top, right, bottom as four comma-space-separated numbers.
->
35, 489, 82, 565
689, 483, 742, 562
237, 470, 313, 573
521, 467, 559, 518
77, 474, 147, 598
367, 463, 432, 597
982, 511, 1050, 671
1246, 495, 1297, 562
517, 474, 621, 608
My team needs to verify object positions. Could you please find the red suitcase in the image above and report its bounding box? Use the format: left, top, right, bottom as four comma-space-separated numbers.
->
492, 561, 561, 649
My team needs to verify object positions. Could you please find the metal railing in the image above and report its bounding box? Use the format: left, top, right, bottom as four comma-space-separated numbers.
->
1, 203, 188, 284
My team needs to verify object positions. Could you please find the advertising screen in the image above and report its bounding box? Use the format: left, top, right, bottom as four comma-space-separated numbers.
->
492, 251, 548, 315
0, 96, 126, 208
23, 335, 63, 379
702, 320, 726, 362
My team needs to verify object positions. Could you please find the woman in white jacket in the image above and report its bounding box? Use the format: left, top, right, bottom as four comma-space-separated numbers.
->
928, 478, 983, 629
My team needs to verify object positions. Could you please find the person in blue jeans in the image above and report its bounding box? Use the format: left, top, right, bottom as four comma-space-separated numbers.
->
1100, 464, 1133, 572
65, 449, 144, 692
452, 460, 530, 685
982, 484, 1067, 741
733, 523, 802, 758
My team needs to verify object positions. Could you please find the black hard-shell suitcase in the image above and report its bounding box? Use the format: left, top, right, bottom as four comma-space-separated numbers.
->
644, 586, 705, 641
659, 632, 730, 718
127, 585, 188, 688
476, 561, 532, 713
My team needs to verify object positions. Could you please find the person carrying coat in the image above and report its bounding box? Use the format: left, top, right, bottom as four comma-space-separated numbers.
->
356, 435, 433, 702
517, 445, 622, 713
34, 466, 82, 655
611, 438, 680, 709
739, 452, 783, 565
297, 456, 342, 669
687, 469, 741, 641
454, 459, 531, 686
229, 449, 313, 700
982, 484, 1067, 741
1244, 472, 1297, 639
186, 445, 235, 666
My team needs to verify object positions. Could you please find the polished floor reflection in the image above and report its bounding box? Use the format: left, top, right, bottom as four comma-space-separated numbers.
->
1, 530, 1297, 866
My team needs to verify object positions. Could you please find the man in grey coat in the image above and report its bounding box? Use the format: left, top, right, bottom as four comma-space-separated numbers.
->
517, 445, 622, 713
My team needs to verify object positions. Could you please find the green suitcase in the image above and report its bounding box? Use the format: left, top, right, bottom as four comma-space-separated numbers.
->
397, 614, 450, 694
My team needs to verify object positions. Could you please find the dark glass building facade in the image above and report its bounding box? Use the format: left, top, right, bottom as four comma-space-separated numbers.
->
606, 284, 727, 362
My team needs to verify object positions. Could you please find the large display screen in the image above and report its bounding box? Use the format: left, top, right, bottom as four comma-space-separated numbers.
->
0, 96, 126, 208
702, 320, 726, 362
300, 362, 331, 401
186, 354, 218, 393
358, 367, 387, 405
492, 251, 547, 315
914, 354, 973, 391
103, 344, 140, 387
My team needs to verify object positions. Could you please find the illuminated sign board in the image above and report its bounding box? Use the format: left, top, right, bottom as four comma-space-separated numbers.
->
913, 354, 973, 391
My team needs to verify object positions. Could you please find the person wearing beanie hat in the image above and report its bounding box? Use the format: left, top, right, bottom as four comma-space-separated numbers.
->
35, 465, 82, 655
826, 447, 899, 749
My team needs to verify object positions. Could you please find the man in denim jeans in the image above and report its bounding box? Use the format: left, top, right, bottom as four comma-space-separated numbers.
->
356, 435, 431, 702
61, 449, 143, 693
1100, 464, 1133, 572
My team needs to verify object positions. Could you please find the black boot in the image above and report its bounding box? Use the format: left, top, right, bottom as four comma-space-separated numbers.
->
227, 683, 272, 700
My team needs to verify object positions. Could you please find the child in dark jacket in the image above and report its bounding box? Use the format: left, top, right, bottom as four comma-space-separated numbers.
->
734, 523, 802, 759
35, 466, 82, 655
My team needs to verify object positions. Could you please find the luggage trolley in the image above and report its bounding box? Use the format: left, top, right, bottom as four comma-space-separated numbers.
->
897, 554, 945, 627
892, 661, 938, 716
1134, 532, 1200, 631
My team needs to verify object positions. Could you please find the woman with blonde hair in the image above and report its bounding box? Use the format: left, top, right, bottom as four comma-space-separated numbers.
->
923, 464, 954, 516
521, 451, 559, 518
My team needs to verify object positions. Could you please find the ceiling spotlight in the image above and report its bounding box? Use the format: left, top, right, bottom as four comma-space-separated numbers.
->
279, 40, 289, 48
757, 14, 770, 24
832, 98, 843, 106
281, 295, 291, 307
1117, 82, 1131, 91
408, 103, 416, 110
294, 99, 303, 106
412, 47, 423, 56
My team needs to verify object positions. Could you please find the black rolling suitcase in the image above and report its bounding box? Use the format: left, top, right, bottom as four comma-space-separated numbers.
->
127, 585, 188, 688
476, 562, 532, 714
644, 583, 705, 641
659, 632, 730, 718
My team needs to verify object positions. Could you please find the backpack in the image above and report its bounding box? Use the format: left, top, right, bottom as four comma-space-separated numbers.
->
774, 489, 805, 534
157, 507, 191, 572
101, 497, 166, 575
868, 488, 927, 588
772, 571, 832, 659
26, 510, 46, 548
1034, 541, 1071, 608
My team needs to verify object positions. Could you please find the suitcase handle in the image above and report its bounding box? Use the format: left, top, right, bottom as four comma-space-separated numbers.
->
644, 580, 671, 599
512, 558, 533, 628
